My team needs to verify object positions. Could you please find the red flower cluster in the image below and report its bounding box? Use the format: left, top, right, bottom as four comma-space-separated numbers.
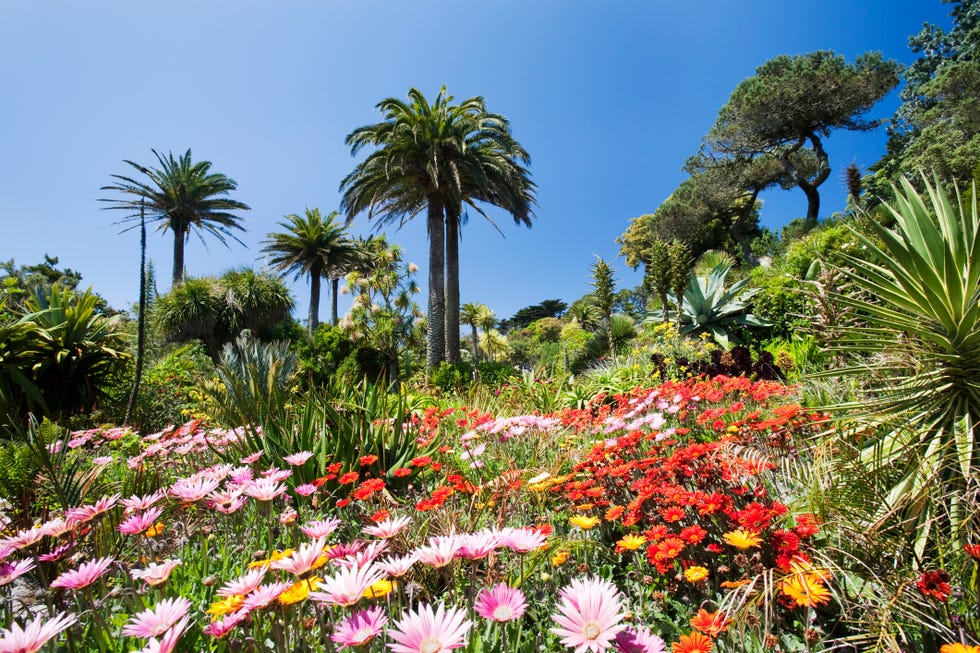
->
916, 570, 952, 602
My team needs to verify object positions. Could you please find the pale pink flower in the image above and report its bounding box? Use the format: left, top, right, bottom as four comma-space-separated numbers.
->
387, 602, 472, 653
260, 466, 292, 482
130, 560, 181, 587
0, 612, 77, 653
240, 450, 263, 464
49, 557, 114, 590
202, 611, 246, 639
294, 483, 318, 497
64, 493, 120, 525
122, 596, 192, 638
309, 563, 385, 607
283, 451, 313, 466
228, 465, 254, 484
551, 577, 627, 653
39, 518, 72, 538
120, 491, 165, 514
301, 518, 341, 539
335, 541, 388, 569
270, 538, 327, 577
118, 507, 164, 535
217, 567, 267, 597
414, 535, 464, 568
243, 477, 287, 501
169, 475, 221, 502
0, 559, 35, 586
474, 583, 528, 622
498, 526, 548, 553
279, 507, 298, 524
0, 527, 47, 551
207, 486, 245, 509
377, 553, 417, 578
614, 626, 667, 653
323, 541, 364, 561
331, 606, 388, 649
38, 543, 73, 563
92, 456, 114, 466
214, 497, 247, 515
363, 515, 411, 539
241, 581, 291, 611
457, 530, 500, 560
134, 615, 190, 653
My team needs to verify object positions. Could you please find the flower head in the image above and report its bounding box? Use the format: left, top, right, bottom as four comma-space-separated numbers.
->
916, 569, 952, 602
309, 563, 386, 607
131, 559, 181, 587
721, 530, 762, 550
688, 610, 729, 637
0, 612, 77, 653
474, 583, 528, 622
570, 515, 601, 530
122, 597, 192, 638
283, 451, 313, 466
615, 534, 647, 553
683, 567, 709, 583
551, 576, 627, 653
50, 556, 114, 590
331, 606, 388, 649
387, 602, 472, 653
615, 625, 667, 653
671, 632, 713, 653
363, 515, 411, 539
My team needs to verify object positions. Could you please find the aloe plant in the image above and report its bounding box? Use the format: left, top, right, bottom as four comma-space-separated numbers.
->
650, 261, 769, 348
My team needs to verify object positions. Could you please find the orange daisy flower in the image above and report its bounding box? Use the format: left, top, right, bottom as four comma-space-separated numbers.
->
672, 631, 713, 653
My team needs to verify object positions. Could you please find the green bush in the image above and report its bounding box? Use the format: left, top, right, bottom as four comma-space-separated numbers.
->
431, 361, 473, 392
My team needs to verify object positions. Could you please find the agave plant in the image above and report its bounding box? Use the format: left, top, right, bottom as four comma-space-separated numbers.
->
651, 261, 769, 348
828, 175, 980, 552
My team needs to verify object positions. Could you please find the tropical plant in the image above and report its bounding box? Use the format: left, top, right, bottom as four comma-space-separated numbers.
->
261, 208, 363, 332
460, 301, 493, 364
653, 260, 769, 348
341, 87, 535, 370
153, 269, 293, 361
101, 149, 250, 285
591, 256, 616, 355
827, 175, 980, 552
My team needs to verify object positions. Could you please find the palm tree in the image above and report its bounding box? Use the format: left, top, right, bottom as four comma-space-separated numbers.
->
261, 209, 362, 333
101, 149, 250, 286
460, 302, 493, 364
341, 87, 535, 371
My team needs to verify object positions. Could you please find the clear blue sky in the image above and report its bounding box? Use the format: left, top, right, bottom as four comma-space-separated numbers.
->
0, 1, 953, 323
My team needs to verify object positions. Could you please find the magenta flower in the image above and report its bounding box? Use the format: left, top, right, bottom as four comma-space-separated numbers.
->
283, 451, 313, 466
498, 526, 548, 553
457, 530, 500, 560
387, 602, 472, 653
335, 540, 388, 569
0, 612, 77, 653
614, 626, 667, 653
49, 557, 114, 590
0, 527, 48, 552
118, 507, 164, 535
309, 563, 385, 607
240, 450, 263, 464
331, 606, 388, 649
130, 560, 181, 587
202, 611, 247, 639
122, 597, 192, 638
474, 583, 528, 622
64, 493, 120, 525
294, 483, 318, 497
0, 559, 35, 586
551, 577, 628, 653
363, 515, 411, 539
120, 491, 165, 514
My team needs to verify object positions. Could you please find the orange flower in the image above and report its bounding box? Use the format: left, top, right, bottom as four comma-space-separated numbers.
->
722, 529, 763, 549
780, 570, 832, 607
605, 505, 624, 521
689, 609, 729, 637
965, 543, 980, 561
144, 522, 165, 538
940, 644, 980, 653
683, 566, 709, 583
551, 550, 569, 566
672, 631, 713, 653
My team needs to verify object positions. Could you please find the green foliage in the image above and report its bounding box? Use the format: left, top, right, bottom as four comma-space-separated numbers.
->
500, 299, 566, 332
826, 176, 980, 552
656, 261, 770, 348
129, 344, 213, 433
297, 324, 356, 387
431, 361, 473, 392
748, 265, 812, 341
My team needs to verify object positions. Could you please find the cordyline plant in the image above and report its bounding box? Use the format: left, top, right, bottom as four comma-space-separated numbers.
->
828, 175, 980, 553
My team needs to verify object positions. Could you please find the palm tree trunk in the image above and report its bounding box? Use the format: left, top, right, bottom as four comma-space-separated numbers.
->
172, 229, 186, 286
331, 277, 340, 327
469, 323, 479, 364
444, 205, 461, 363
125, 200, 147, 426
426, 197, 446, 372
309, 272, 321, 333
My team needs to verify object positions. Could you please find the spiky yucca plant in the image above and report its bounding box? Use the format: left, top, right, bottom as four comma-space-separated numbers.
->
829, 175, 980, 553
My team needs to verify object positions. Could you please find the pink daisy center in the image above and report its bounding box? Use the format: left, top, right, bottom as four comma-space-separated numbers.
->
492, 606, 514, 621
582, 621, 602, 640
419, 637, 443, 653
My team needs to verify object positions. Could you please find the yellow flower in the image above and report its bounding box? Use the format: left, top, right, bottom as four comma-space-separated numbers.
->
279, 576, 322, 606
780, 571, 832, 607
569, 515, 600, 530
615, 534, 647, 552
208, 594, 244, 620
941, 644, 980, 653
144, 522, 165, 538
551, 550, 570, 566
363, 579, 396, 599
684, 566, 710, 583
722, 529, 763, 549
249, 549, 295, 569
575, 503, 594, 511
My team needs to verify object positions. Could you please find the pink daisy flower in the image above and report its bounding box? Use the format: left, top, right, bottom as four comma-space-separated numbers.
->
0, 527, 47, 552
64, 493, 120, 525
334, 541, 388, 569
0, 612, 77, 653
122, 596, 192, 638
474, 583, 528, 622
120, 491, 165, 515
283, 451, 313, 466
362, 515, 411, 539
551, 577, 627, 653
240, 450, 264, 464
38, 543, 74, 563
413, 535, 464, 568
0, 559, 35, 586
294, 483, 318, 497
241, 581, 291, 611
130, 559, 182, 587
217, 567, 267, 597
228, 465, 254, 484
133, 615, 190, 653
202, 611, 247, 639
243, 477, 287, 502
614, 626, 667, 653
49, 556, 114, 590
323, 541, 365, 561
118, 507, 164, 535
331, 606, 389, 649
387, 602, 472, 653
498, 526, 548, 553
300, 518, 341, 539
260, 467, 293, 482
270, 538, 328, 577
457, 530, 500, 560
376, 553, 417, 578
309, 563, 385, 607
169, 475, 221, 502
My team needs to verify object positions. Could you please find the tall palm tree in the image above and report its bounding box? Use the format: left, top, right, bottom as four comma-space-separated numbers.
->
341, 87, 535, 371
261, 209, 362, 332
460, 301, 492, 363
101, 149, 250, 286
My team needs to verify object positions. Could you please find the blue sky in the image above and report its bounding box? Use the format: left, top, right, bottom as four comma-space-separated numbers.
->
0, 1, 953, 323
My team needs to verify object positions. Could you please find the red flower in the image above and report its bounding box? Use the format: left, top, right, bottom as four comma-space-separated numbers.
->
916, 570, 952, 602
392, 468, 412, 478
410, 456, 432, 468
965, 543, 980, 561
370, 509, 390, 522
338, 472, 359, 485
662, 506, 686, 522
359, 455, 378, 466
679, 525, 707, 545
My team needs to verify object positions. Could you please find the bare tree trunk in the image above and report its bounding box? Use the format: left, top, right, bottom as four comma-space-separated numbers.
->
444, 205, 461, 363
172, 228, 186, 286
426, 197, 446, 373
308, 272, 321, 333
331, 277, 340, 327
125, 200, 147, 426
